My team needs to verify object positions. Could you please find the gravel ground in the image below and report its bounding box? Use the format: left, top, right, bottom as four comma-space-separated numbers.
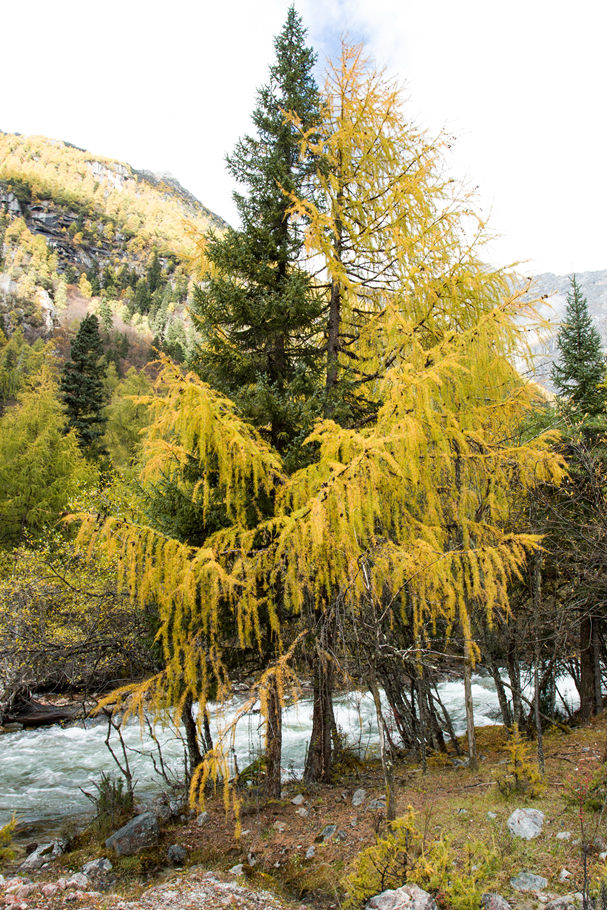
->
0, 869, 306, 910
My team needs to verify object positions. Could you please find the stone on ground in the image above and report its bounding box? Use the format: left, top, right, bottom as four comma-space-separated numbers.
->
365, 883, 438, 910
507, 808, 545, 840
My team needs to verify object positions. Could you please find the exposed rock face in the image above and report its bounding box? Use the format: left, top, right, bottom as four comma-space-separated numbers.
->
507, 808, 545, 839
105, 812, 159, 856
366, 884, 438, 910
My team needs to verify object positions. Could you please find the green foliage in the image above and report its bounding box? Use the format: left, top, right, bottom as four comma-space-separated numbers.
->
0, 330, 47, 409
191, 7, 324, 464
342, 807, 498, 910
496, 725, 544, 798
104, 367, 152, 470
566, 763, 607, 813
83, 772, 133, 835
551, 275, 606, 420
61, 314, 108, 456
0, 814, 17, 866
0, 366, 89, 547
0, 530, 159, 703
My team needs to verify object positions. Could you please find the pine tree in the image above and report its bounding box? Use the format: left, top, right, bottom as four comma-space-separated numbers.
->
61, 314, 108, 456
551, 275, 606, 419
191, 6, 324, 464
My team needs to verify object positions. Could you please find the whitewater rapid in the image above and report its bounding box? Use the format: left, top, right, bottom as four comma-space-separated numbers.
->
0, 673, 579, 837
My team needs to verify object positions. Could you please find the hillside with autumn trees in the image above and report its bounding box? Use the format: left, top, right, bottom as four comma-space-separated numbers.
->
2, 9, 607, 910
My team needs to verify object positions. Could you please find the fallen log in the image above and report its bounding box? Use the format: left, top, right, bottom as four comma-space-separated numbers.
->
2, 698, 78, 728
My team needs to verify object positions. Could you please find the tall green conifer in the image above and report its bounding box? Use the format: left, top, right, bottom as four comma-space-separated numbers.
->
191, 7, 324, 465
551, 275, 606, 419
61, 313, 107, 456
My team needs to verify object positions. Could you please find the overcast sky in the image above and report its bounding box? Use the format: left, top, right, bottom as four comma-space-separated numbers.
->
1, 0, 605, 276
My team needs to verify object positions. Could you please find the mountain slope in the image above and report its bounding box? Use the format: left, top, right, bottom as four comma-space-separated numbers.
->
0, 131, 227, 361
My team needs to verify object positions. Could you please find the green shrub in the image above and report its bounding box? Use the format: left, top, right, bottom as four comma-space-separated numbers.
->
83, 772, 133, 835
0, 814, 16, 865
342, 807, 498, 910
496, 725, 544, 798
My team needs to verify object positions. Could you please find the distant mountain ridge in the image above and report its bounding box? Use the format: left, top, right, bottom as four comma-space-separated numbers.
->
523, 269, 607, 388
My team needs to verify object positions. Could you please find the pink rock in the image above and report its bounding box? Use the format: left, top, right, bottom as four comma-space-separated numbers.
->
42, 883, 60, 896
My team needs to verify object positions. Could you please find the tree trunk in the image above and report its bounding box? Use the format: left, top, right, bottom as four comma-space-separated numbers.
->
304, 651, 335, 783
506, 644, 524, 727
463, 642, 478, 770
183, 692, 203, 783
265, 676, 282, 799
531, 550, 545, 773
580, 613, 596, 720
370, 676, 396, 820
593, 623, 602, 714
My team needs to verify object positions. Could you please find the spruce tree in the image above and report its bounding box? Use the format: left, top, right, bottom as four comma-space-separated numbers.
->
551, 275, 606, 419
191, 6, 324, 465
61, 313, 107, 456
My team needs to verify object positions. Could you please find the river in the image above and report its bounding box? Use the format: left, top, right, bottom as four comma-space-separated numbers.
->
0, 673, 579, 838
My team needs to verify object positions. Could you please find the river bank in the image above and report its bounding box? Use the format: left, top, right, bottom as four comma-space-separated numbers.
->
0, 674, 581, 841
0, 717, 604, 909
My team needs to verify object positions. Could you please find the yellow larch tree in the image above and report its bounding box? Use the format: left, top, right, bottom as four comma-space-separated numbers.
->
77, 43, 565, 816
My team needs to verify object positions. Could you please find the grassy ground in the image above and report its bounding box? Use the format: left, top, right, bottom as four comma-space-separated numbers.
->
12, 715, 607, 909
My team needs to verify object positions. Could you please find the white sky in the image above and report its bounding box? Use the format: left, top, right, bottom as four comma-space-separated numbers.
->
1, 0, 605, 276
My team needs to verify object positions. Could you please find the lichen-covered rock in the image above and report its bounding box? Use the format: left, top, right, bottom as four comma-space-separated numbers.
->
352, 788, 367, 807
366, 883, 438, 910
105, 812, 158, 856
510, 872, 548, 891
507, 808, 545, 839
18, 840, 64, 871
481, 893, 512, 910
545, 894, 584, 910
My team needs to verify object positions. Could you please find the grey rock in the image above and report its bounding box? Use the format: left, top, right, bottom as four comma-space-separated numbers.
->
507, 808, 545, 840
19, 840, 64, 871
559, 869, 572, 882
291, 794, 305, 806
318, 824, 337, 841
368, 798, 387, 811
229, 863, 244, 875
296, 807, 309, 818
67, 872, 89, 889
481, 894, 511, 910
366, 883, 438, 910
247, 852, 257, 867
82, 857, 112, 882
105, 812, 159, 856
352, 788, 367, 807
556, 831, 571, 841
167, 843, 187, 865
545, 894, 583, 910
196, 811, 210, 827
510, 872, 548, 892
305, 845, 316, 859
